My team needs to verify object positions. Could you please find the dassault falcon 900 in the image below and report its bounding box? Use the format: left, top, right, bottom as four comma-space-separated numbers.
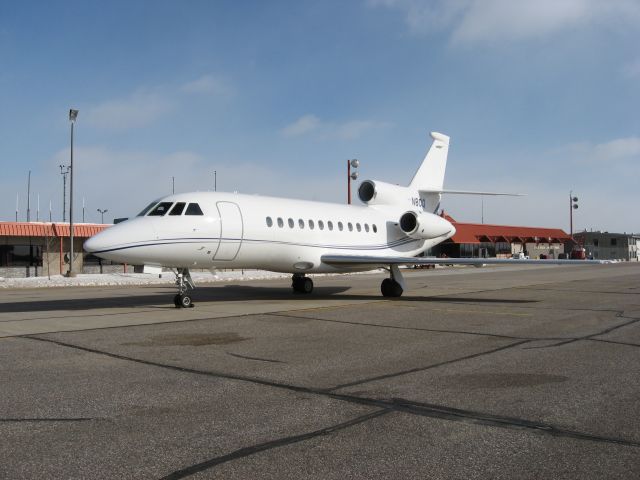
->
84, 131, 598, 307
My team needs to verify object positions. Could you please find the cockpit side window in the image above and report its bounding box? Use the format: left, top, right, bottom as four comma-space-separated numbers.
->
137, 200, 160, 217
148, 202, 174, 216
185, 203, 204, 215
169, 202, 186, 216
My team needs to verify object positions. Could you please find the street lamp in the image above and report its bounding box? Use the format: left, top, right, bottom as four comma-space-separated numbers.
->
67, 108, 78, 277
97, 208, 108, 224
347, 159, 359, 204
59, 165, 70, 222
569, 191, 578, 239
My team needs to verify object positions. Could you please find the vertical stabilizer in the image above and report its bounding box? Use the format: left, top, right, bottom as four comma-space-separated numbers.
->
409, 131, 450, 191
409, 132, 449, 213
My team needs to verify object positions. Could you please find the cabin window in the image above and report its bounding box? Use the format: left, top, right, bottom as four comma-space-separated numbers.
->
328, 221, 334, 231
318, 220, 324, 230
148, 202, 173, 216
356, 223, 362, 232
288, 218, 294, 228
266, 217, 273, 227
309, 220, 315, 230
338, 221, 344, 231
298, 219, 304, 229
277, 217, 284, 228
138, 200, 160, 217
364, 223, 369, 232
185, 203, 204, 215
169, 202, 186, 216
348, 222, 353, 232
373, 224, 377, 233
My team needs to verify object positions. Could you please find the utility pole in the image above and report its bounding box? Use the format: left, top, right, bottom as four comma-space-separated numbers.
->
67, 108, 78, 277
59, 165, 70, 222
27, 170, 31, 222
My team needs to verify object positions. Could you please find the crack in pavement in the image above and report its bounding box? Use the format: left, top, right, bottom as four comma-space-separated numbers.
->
158, 409, 390, 479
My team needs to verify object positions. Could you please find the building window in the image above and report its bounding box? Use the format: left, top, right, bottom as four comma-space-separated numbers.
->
266, 217, 273, 227
611, 238, 617, 246
593, 239, 599, 247
0, 245, 42, 267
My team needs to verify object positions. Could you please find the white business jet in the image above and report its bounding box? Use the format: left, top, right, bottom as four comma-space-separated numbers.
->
84, 131, 596, 307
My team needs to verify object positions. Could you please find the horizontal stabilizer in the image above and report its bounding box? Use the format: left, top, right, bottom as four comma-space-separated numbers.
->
419, 189, 525, 196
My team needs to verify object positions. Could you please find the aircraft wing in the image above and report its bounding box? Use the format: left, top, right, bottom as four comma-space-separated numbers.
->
321, 254, 606, 266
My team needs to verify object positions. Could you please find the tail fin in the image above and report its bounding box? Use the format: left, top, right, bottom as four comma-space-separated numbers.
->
409, 132, 449, 213
409, 131, 450, 191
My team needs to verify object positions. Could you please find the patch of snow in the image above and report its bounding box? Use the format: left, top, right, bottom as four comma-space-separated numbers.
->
0, 269, 384, 289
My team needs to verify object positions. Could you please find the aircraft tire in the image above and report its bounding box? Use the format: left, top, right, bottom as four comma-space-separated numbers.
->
302, 277, 313, 294
381, 278, 403, 297
174, 294, 182, 307
179, 294, 193, 308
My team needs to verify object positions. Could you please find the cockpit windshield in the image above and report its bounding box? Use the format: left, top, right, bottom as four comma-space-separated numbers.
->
148, 202, 174, 216
137, 199, 161, 217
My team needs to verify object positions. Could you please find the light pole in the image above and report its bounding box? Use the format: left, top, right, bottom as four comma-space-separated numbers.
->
347, 159, 359, 204
59, 165, 70, 222
97, 208, 108, 224
569, 191, 578, 240
67, 108, 78, 277
27, 170, 31, 222
172, 176, 175, 194
214, 170, 217, 192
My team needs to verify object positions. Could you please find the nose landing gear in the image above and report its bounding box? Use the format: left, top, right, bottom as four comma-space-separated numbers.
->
292, 273, 313, 294
173, 268, 195, 308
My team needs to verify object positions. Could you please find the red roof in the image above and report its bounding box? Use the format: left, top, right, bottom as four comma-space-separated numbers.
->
0, 222, 108, 238
443, 214, 571, 244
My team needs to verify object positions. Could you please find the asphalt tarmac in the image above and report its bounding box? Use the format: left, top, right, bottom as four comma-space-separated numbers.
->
1, 263, 639, 479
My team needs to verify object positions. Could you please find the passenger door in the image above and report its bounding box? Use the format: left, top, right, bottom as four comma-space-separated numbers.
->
214, 202, 243, 261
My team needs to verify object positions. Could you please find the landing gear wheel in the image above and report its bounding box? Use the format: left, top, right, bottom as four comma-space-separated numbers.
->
173, 294, 181, 307
381, 278, 403, 297
292, 275, 313, 294
179, 294, 193, 308
301, 277, 313, 293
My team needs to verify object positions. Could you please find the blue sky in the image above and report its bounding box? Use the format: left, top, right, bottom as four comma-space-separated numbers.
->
1, 0, 638, 232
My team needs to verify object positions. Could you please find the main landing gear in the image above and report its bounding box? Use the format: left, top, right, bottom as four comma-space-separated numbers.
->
292, 273, 313, 294
381, 264, 405, 298
173, 268, 195, 308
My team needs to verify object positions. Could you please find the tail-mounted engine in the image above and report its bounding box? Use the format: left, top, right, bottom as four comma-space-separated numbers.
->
399, 211, 454, 240
358, 180, 410, 206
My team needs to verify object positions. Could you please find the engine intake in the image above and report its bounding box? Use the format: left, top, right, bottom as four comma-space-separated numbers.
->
399, 211, 454, 240
357, 180, 410, 206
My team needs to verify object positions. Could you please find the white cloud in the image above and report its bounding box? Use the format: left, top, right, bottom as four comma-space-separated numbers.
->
281, 114, 321, 137
371, 0, 640, 44
282, 115, 390, 139
560, 136, 640, 163
85, 89, 173, 130
180, 74, 232, 96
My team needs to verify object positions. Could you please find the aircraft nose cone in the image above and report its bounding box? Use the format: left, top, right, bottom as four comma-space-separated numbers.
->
84, 232, 105, 253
